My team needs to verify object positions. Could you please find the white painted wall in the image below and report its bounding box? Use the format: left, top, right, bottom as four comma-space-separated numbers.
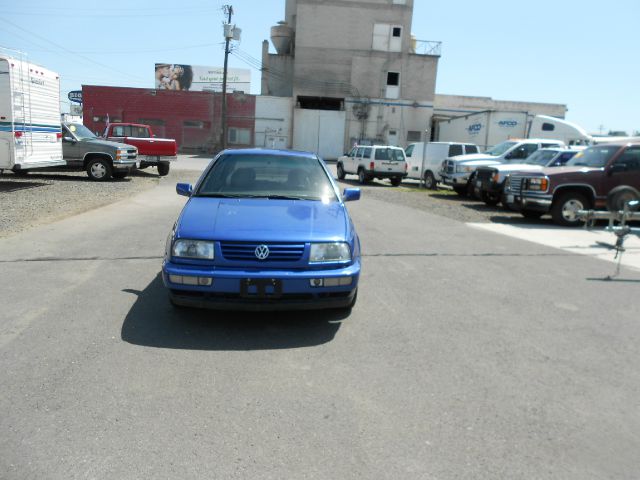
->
293, 109, 346, 160
254, 96, 293, 149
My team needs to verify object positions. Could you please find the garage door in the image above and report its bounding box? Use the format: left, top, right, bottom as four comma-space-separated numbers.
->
292, 109, 346, 161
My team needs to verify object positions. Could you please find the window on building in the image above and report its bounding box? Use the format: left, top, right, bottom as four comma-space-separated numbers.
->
228, 127, 251, 145
387, 72, 400, 86
392, 27, 402, 37
184, 120, 205, 128
392, 0, 407, 4
407, 131, 421, 142
542, 122, 555, 131
138, 118, 165, 126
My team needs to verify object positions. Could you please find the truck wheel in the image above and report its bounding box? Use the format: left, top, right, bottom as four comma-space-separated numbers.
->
390, 177, 402, 187
521, 210, 543, 219
481, 191, 500, 206
336, 163, 346, 180
606, 186, 640, 212
157, 162, 170, 176
357, 168, 368, 185
453, 186, 467, 196
86, 158, 112, 181
551, 192, 590, 226
423, 171, 436, 189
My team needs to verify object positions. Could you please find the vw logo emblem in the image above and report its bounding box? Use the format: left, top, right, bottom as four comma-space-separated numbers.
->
255, 244, 270, 260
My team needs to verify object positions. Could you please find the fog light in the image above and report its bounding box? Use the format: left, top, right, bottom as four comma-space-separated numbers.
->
324, 276, 353, 287
310, 278, 324, 287
169, 275, 212, 286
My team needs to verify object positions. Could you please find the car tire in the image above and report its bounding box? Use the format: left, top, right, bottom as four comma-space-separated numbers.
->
390, 177, 401, 187
337, 162, 346, 180
358, 169, 368, 185
86, 158, 112, 181
453, 186, 467, 197
551, 192, 590, 226
521, 209, 544, 219
481, 191, 500, 206
157, 162, 170, 176
423, 171, 436, 190
606, 185, 640, 212
112, 170, 128, 179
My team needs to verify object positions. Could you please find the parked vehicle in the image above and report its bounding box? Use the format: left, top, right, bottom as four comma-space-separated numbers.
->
0, 54, 65, 174
62, 122, 138, 181
440, 138, 565, 196
163, 148, 361, 311
436, 111, 592, 149
103, 122, 177, 176
474, 148, 580, 205
503, 142, 640, 226
336, 145, 407, 186
404, 142, 479, 189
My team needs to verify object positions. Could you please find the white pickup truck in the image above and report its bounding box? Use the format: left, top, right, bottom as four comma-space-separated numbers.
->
336, 145, 407, 186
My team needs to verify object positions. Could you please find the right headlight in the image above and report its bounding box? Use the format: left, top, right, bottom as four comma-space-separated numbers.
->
172, 239, 215, 260
309, 242, 351, 263
456, 164, 475, 173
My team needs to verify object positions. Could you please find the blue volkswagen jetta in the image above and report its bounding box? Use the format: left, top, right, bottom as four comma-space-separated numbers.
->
162, 148, 361, 311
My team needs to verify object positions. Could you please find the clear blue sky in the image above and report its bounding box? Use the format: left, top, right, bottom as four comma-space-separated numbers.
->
1, 0, 637, 135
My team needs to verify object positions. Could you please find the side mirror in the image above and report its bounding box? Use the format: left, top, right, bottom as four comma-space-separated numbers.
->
63, 136, 75, 143
176, 183, 193, 197
343, 188, 361, 202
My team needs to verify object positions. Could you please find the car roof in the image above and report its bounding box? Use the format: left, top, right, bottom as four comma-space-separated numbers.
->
220, 148, 319, 158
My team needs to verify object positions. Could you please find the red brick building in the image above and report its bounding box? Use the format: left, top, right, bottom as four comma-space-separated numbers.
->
82, 85, 256, 152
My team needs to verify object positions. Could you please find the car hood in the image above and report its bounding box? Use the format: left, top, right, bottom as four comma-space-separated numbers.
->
490, 164, 544, 173
176, 198, 349, 242
449, 153, 500, 164
525, 165, 602, 177
82, 138, 136, 150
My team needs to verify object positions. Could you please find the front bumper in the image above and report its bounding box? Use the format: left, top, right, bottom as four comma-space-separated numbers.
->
441, 172, 470, 186
503, 191, 552, 212
162, 260, 361, 311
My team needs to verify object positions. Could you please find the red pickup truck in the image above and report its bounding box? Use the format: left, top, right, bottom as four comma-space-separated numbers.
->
103, 123, 177, 176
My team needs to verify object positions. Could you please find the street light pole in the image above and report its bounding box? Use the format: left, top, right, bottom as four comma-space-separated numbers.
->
220, 5, 233, 151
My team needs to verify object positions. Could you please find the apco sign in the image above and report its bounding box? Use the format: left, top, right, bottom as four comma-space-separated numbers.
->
68, 91, 83, 104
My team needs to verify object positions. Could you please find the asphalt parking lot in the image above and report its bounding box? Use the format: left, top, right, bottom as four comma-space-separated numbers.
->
1, 156, 640, 479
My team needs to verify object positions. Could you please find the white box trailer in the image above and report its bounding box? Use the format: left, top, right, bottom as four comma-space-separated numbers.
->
0, 54, 64, 172
436, 111, 529, 150
436, 111, 592, 150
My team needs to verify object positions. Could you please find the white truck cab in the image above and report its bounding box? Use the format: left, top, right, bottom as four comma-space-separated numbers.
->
439, 138, 565, 195
337, 145, 407, 186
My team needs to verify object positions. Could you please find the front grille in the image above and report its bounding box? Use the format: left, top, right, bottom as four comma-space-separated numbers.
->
445, 160, 455, 174
220, 242, 305, 262
475, 169, 494, 183
509, 175, 524, 195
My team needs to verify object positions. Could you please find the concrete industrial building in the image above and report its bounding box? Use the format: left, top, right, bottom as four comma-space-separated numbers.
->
262, 0, 440, 159
260, 0, 567, 158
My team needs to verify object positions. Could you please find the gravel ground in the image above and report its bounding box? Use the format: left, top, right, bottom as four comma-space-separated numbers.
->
335, 175, 531, 225
0, 168, 202, 238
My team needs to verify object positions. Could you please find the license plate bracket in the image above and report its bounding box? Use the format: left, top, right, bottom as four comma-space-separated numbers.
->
240, 278, 283, 298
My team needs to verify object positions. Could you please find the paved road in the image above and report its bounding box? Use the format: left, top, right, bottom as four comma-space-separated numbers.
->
1, 161, 639, 479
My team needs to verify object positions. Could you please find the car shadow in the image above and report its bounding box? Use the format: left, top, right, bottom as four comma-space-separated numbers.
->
0, 180, 48, 193
336, 178, 393, 188
120, 273, 345, 351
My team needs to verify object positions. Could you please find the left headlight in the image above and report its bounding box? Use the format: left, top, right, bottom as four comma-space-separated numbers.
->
309, 242, 351, 263
172, 239, 215, 260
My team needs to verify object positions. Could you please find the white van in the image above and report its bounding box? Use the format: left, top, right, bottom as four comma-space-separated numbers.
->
0, 54, 64, 173
404, 142, 479, 189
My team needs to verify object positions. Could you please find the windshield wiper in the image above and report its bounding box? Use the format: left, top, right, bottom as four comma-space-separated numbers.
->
195, 193, 248, 198
263, 194, 307, 200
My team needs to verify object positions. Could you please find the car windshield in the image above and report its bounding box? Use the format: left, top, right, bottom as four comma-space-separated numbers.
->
66, 123, 97, 140
375, 148, 405, 161
566, 146, 619, 168
195, 153, 339, 202
524, 150, 560, 166
484, 141, 517, 157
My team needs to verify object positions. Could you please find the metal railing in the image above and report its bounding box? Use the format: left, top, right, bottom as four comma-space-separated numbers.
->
412, 40, 442, 56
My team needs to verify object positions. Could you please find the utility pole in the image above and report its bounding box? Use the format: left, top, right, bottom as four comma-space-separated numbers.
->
220, 5, 233, 151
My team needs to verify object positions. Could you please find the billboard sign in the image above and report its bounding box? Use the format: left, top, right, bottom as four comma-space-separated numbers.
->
155, 64, 250, 92
68, 90, 83, 103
